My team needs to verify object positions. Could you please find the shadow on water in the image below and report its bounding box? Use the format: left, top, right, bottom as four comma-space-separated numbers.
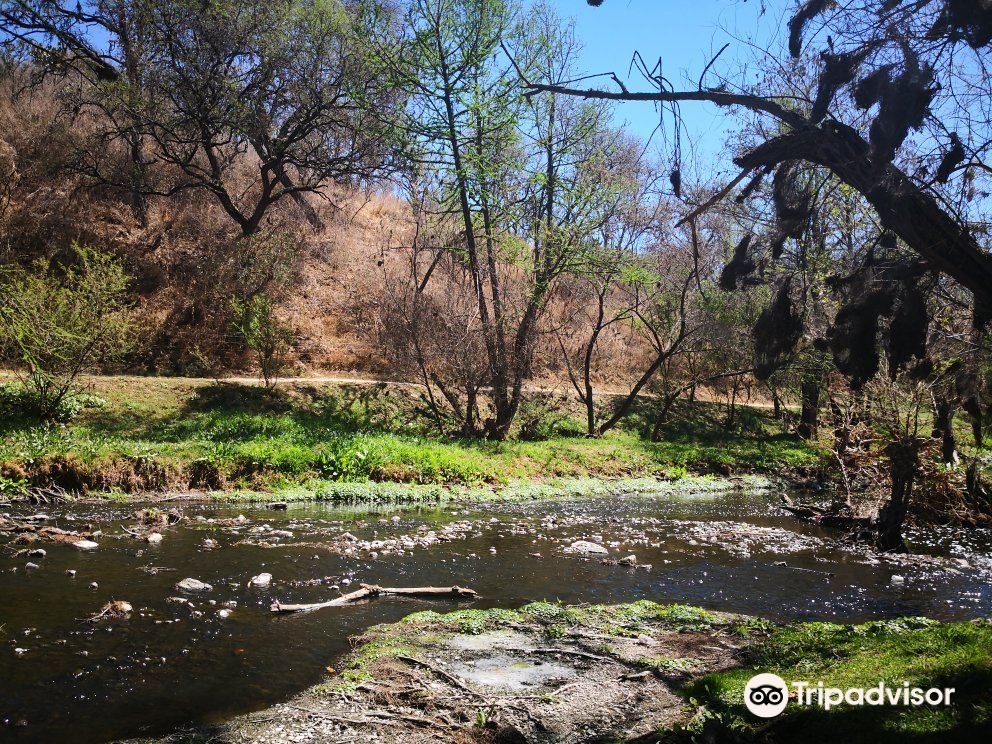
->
1, 489, 990, 742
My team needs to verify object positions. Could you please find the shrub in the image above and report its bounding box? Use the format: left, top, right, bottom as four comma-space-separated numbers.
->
0, 244, 134, 421
228, 295, 295, 389
0, 383, 105, 423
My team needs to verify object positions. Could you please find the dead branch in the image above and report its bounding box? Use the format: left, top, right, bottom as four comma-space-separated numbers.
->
271, 584, 479, 613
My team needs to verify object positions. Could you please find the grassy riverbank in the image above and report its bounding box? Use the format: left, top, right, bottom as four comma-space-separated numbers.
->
201, 601, 992, 744
0, 375, 823, 499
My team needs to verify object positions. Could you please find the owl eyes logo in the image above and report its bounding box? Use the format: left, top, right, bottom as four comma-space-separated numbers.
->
744, 673, 789, 717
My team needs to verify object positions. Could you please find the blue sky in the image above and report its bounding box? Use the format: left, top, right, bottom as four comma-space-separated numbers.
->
545, 0, 784, 164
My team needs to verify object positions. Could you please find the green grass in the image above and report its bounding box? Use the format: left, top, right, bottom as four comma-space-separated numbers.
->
0, 375, 825, 497
679, 618, 992, 743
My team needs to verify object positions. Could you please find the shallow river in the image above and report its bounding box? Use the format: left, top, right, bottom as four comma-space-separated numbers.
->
1, 487, 991, 743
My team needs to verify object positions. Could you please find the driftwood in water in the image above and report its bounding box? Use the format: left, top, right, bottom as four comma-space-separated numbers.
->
271, 584, 478, 613
778, 493, 867, 531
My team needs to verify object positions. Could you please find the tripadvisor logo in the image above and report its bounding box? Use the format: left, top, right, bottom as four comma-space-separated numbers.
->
744, 673, 789, 717
744, 673, 954, 718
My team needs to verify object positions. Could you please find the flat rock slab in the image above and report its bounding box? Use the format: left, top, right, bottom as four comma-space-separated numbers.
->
448, 654, 576, 692
443, 629, 534, 652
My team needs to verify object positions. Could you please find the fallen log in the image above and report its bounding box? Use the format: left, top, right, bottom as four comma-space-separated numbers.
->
270, 584, 479, 613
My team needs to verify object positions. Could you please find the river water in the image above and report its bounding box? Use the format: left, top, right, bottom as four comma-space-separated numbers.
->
1, 487, 990, 742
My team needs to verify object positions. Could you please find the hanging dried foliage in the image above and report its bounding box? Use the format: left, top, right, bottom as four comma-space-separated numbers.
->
719, 234, 757, 291
769, 163, 812, 258
810, 52, 863, 122
828, 288, 896, 387
735, 168, 766, 203
868, 51, 936, 164
929, 0, 992, 49
753, 277, 804, 380
887, 283, 929, 374
788, 0, 835, 57
853, 64, 895, 110
935, 133, 966, 184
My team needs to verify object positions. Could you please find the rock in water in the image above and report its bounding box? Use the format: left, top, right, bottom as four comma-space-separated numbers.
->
73, 540, 100, 551
250, 573, 272, 588
567, 540, 609, 555
146, 533, 164, 545
267, 502, 288, 510
27, 548, 46, 558
619, 554, 638, 566
175, 578, 213, 593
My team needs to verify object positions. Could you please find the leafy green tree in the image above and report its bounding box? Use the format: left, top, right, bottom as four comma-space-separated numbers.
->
229, 295, 295, 389
387, 0, 633, 438
0, 244, 135, 420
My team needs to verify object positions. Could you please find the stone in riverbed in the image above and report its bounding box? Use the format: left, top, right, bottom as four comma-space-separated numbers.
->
146, 533, 164, 544
175, 578, 213, 593
249, 573, 272, 588
267, 502, 288, 510
73, 540, 100, 551
27, 548, 46, 558
618, 554, 637, 566
566, 540, 608, 555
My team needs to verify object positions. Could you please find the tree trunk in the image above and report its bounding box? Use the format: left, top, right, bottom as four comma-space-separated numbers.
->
873, 440, 920, 552
933, 398, 957, 465
798, 377, 820, 440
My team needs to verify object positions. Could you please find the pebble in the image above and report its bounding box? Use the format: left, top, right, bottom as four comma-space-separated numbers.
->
27, 548, 46, 559
250, 573, 273, 588
567, 540, 609, 555
73, 540, 100, 551
146, 533, 164, 545
66, 570, 76, 577
88, 582, 99, 590
24, 562, 39, 570
175, 578, 213, 593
